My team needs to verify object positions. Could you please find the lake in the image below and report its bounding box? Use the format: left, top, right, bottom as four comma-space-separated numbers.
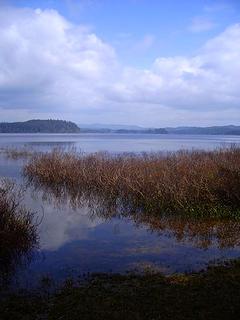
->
1, 133, 240, 288
1, 133, 240, 153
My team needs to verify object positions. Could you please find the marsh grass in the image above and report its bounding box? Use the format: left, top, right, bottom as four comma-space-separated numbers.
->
24, 146, 240, 218
0, 179, 37, 286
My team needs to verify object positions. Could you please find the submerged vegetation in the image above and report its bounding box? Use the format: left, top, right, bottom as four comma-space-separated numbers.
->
0, 147, 37, 160
0, 179, 37, 287
24, 146, 240, 218
1, 259, 240, 319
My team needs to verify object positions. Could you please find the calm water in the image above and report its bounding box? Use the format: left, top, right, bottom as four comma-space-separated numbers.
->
0, 133, 240, 153
1, 133, 240, 288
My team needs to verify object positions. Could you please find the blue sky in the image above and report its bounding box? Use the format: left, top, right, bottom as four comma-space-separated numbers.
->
9, 0, 240, 66
0, 0, 240, 126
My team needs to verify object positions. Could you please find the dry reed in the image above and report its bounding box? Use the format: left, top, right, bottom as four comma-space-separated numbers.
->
24, 146, 240, 218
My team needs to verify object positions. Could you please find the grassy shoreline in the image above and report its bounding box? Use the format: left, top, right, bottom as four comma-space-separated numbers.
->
1, 259, 240, 319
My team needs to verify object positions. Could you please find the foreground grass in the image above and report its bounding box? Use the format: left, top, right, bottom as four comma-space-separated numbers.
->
24, 147, 240, 218
0, 179, 37, 286
1, 260, 240, 320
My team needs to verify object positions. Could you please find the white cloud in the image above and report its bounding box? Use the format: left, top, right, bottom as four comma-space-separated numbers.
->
0, 6, 239, 126
0, 7, 118, 111
108, 24, 240, 114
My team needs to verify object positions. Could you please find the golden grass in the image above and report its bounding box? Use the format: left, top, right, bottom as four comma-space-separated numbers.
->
24, 146, 240, 218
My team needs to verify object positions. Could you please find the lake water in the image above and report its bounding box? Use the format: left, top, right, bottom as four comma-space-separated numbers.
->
0, 133, 240, 153
1, 133, 240, 288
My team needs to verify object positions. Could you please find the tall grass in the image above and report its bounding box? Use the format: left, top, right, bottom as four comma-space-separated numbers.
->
24, 146, 240, 218
0, 179, 37, 286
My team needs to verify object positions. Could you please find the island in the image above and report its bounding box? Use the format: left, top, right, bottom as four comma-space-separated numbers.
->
0, 119, 80, 133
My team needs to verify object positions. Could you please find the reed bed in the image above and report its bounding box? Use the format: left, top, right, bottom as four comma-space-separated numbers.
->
24, 146, 240, 218
0, 179, 37, 285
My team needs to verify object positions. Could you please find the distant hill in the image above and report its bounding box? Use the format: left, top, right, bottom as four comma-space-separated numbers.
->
166, 125, 240, 135
114, 128, 167, 134
78, 123, 167, 134
79, 123, 240, 135
80, 127, 167, 134
80, 124, 240, 135
1, 120, 239, 135
78, 123, 145, 131
0, 120, 80, 133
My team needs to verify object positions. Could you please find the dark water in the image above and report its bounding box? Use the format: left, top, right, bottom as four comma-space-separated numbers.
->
1, 133, 240, 288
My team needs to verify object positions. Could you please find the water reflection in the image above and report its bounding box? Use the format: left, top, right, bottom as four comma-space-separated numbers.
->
2, 148, 240, 287
25, 191, 102, 251
13, 181, 240, 286
133, 215, 240, 249
34, 186, 240, 250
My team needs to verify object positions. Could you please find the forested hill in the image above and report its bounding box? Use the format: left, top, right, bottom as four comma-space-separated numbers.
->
0, 120, 80, 133
166, 125, 240, 135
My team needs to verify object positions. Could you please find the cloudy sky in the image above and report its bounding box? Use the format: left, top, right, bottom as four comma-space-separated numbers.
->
0, 0, 240, 126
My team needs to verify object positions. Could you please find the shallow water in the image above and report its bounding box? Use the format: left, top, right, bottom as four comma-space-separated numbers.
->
1, 133, 240, 288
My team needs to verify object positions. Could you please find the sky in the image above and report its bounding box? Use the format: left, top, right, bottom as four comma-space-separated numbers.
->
0, 0, 240, 126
